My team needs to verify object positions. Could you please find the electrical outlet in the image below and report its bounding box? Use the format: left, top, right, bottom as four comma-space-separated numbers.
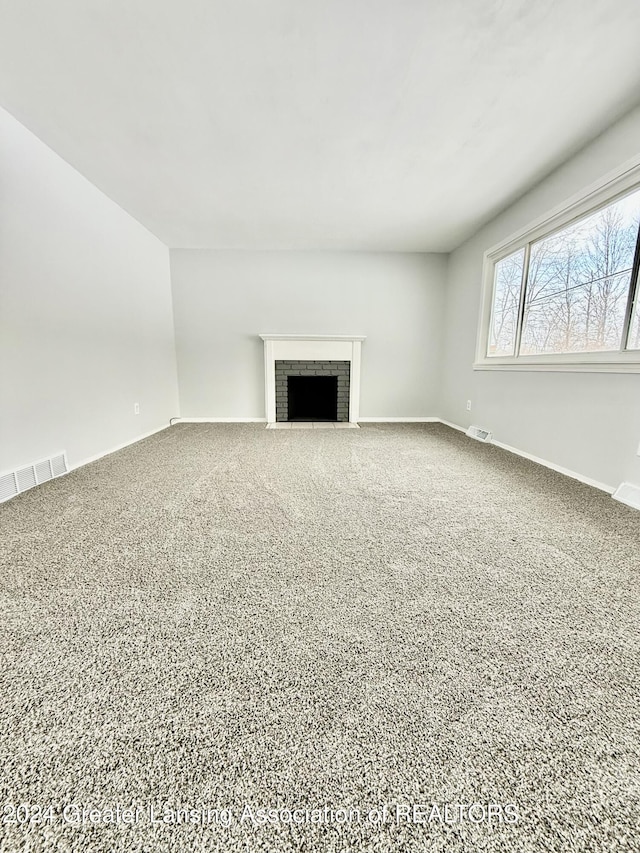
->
134, 403, 140, 416
466, 400, 472, 411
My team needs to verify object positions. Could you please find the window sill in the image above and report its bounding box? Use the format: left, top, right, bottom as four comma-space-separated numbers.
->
473, 360, 640, 374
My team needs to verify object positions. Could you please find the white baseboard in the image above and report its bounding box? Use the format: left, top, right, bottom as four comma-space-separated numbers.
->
173, 417, 267, 423
491, 438, 615, 494
177, 416, 438, 424
437, 418, 615, 494
358, 417, 440, 423
68, 424, 171, 472
437, 418, 467, 433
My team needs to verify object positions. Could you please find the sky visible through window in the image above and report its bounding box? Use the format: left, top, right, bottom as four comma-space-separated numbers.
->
489, 188, 640, 357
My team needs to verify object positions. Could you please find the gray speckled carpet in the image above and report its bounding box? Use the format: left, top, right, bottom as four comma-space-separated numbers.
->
1, 423, 639, 853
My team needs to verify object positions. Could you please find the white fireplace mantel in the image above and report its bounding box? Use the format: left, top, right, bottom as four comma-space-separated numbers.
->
259, 334, 366, 424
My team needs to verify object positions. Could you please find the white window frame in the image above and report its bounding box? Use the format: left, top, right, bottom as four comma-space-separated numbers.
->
474, 155, 640, 373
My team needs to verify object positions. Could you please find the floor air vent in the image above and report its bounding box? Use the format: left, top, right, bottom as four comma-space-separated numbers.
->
466, 425, 493, 443
0, 452, 68, 504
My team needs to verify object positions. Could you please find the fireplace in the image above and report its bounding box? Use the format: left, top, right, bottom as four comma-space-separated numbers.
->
259, 335, 365, 425
275, 361, 349, 422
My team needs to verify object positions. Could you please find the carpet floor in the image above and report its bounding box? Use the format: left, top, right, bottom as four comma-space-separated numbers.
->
1, 423, 639, 853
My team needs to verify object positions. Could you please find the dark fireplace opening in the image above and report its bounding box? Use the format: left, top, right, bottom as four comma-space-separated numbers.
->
287, 375, 338, 421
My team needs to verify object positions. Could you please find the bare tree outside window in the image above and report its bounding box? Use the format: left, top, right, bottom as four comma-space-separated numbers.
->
487, 187, 640, 358
488, 248, 524, 356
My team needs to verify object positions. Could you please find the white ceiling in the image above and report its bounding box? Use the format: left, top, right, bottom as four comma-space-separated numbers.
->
1, 0, 640, 251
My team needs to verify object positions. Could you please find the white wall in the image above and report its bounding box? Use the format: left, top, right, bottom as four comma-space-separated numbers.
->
0, 107, 179, 473
170, 250, 446, 420
441, 105, 640, 491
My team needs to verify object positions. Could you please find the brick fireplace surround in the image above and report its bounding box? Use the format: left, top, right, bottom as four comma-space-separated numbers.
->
275, 360, 350, 422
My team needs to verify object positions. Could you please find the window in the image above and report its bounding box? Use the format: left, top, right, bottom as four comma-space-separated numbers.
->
477, 166, 640, 372
488, 248, 525, 357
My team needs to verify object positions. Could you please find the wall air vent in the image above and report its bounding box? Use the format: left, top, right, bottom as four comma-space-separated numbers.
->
16, 466, 37, 491
612, 482, 640, 511
0, 452, 68, 504
34, 459, 53, 484
466, 425, 493, 443
50, 454, 67, 477
0, 473, 18, 503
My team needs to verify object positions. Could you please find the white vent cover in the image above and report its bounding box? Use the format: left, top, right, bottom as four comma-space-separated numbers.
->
0, 473, 18, 502
612, 482, 640, 511
0, 452, 68, 504
51, 454, 67, 476
466, 425, 493, 443
35, 459, 53, 484
16, 466, 37, 491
